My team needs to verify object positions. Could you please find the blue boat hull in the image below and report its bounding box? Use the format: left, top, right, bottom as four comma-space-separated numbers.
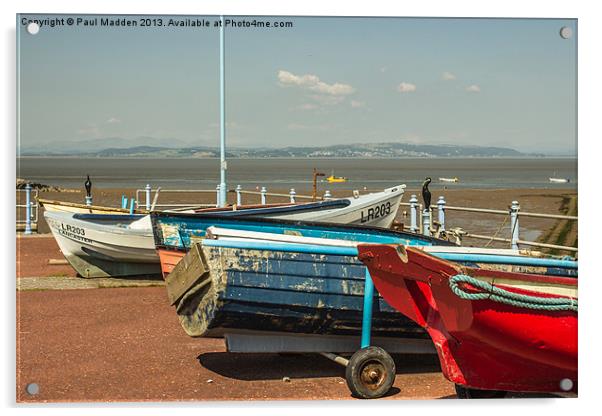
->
172, 245, 426, 340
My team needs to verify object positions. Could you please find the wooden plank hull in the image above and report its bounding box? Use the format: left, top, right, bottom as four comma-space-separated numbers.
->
165, 243, 428, 342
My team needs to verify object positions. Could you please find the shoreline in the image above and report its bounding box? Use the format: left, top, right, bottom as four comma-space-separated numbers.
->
18, 155, 578, 160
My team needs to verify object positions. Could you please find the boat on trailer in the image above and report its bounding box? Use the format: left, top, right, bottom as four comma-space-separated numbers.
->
153, 218, 455, 353
356, 244, 577, 398
155, 219, 577, 398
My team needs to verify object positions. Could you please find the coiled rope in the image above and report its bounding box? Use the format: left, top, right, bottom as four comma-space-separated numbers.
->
449, 274, 578, 312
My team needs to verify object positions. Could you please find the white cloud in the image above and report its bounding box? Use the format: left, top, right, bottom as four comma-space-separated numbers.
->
442, 71, 456, 81
466, 84, 481, 93
350, 100, 365, 108
277, 70, 355, 96
106, 117, 121, 124
397, 82, 417, 93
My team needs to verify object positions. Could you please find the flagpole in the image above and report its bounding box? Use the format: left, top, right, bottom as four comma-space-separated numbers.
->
219, 15, 227, 207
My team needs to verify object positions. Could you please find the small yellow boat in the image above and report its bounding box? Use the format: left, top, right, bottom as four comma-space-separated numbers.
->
325, 172, 348, 183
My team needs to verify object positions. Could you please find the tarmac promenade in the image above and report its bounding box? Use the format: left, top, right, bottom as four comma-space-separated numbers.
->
16, 235, 561, 402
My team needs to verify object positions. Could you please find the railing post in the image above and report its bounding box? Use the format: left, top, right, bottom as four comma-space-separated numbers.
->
409, 194, 418, 233
235, 185, 242, 206
216, 184, 221, 207
260, 186, 267, 205
324, 190, 332, 200
289, 188, 296, 203
422, 208, 431, 236
122, 196, 128, 209
85, 195, 93, 206
145, 184, 152, 210
437, 196, 446, 231
129, 198, 135, 214
24, 184, 32, 235
510, 200, 520, 249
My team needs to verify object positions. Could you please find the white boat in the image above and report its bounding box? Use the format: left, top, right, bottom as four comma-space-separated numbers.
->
45, 185, 405, 278
439, 177, 459, 183
549, 177, 570, 183
39, 198, 145, 215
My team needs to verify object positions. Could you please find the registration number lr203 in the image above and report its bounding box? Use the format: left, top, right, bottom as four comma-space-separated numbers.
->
360, 202, 392, 223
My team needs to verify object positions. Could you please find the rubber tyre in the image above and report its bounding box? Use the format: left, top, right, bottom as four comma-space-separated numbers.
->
455, 384, 507, 399
345, 346, 396, 399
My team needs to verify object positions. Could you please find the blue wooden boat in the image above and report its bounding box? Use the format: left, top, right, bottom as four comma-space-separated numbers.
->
151, 213, 576, 353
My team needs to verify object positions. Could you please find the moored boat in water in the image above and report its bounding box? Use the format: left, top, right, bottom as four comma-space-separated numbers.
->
439, 177, 459, 183
549, 177, 570, 183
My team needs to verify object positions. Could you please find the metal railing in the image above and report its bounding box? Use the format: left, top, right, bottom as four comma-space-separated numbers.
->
134, 185, 216, 211
22, 180, 576, 254
403, 194, 578, 254
16, 184, 38, 234
134, 184, 333, 211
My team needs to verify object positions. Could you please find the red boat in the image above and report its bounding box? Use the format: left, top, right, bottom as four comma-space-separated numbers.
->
356, 244, 577, 398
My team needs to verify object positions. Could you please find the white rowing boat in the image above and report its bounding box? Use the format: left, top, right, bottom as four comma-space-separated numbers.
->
549, 177, 570, 183
439, 177, 459, 183
45, 185, 405, 278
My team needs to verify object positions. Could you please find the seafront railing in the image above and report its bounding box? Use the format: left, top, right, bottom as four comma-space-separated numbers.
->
17, 182, 577, 255
132, 184, 578, 254
16, 184, 38, 234
399, 195, 577, 253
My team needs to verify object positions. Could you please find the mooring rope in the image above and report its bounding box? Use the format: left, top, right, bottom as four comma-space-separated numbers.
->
449, 274, 578, 312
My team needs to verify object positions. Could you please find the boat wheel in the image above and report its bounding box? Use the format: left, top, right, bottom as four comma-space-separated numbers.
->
345, 346, 395, 399
455, 384, 507, 399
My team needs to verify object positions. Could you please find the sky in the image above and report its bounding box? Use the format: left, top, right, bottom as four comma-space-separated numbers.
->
17, 15, 577, 155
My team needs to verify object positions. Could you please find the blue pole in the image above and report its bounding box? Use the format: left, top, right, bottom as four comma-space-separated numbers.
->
129, 198, 135, 214
361, 268, 374, 349
121, 195, 127, 209
218, 15, 227, 207
24, 184, 32, 235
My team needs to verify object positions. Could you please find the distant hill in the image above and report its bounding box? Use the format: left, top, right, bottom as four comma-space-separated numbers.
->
20, 141, 539, 158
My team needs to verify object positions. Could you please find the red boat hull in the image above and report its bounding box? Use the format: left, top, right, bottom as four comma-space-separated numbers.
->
357, 244, 577, 394
157, 249, 185, 278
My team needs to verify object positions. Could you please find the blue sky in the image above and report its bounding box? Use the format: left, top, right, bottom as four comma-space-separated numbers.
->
18, 15, 576, 154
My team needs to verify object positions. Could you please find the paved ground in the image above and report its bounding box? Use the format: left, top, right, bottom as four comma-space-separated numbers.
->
15, 235, 565, 402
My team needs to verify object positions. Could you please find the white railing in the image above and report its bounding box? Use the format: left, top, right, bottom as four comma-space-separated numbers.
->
16, 185, 38, 234
24, 181, 576, 254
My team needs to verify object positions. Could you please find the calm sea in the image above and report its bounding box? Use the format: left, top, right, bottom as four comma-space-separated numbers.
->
17, 157, 578, 191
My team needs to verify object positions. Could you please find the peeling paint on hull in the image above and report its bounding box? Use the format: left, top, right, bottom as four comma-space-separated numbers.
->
169, 245, 426, 340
